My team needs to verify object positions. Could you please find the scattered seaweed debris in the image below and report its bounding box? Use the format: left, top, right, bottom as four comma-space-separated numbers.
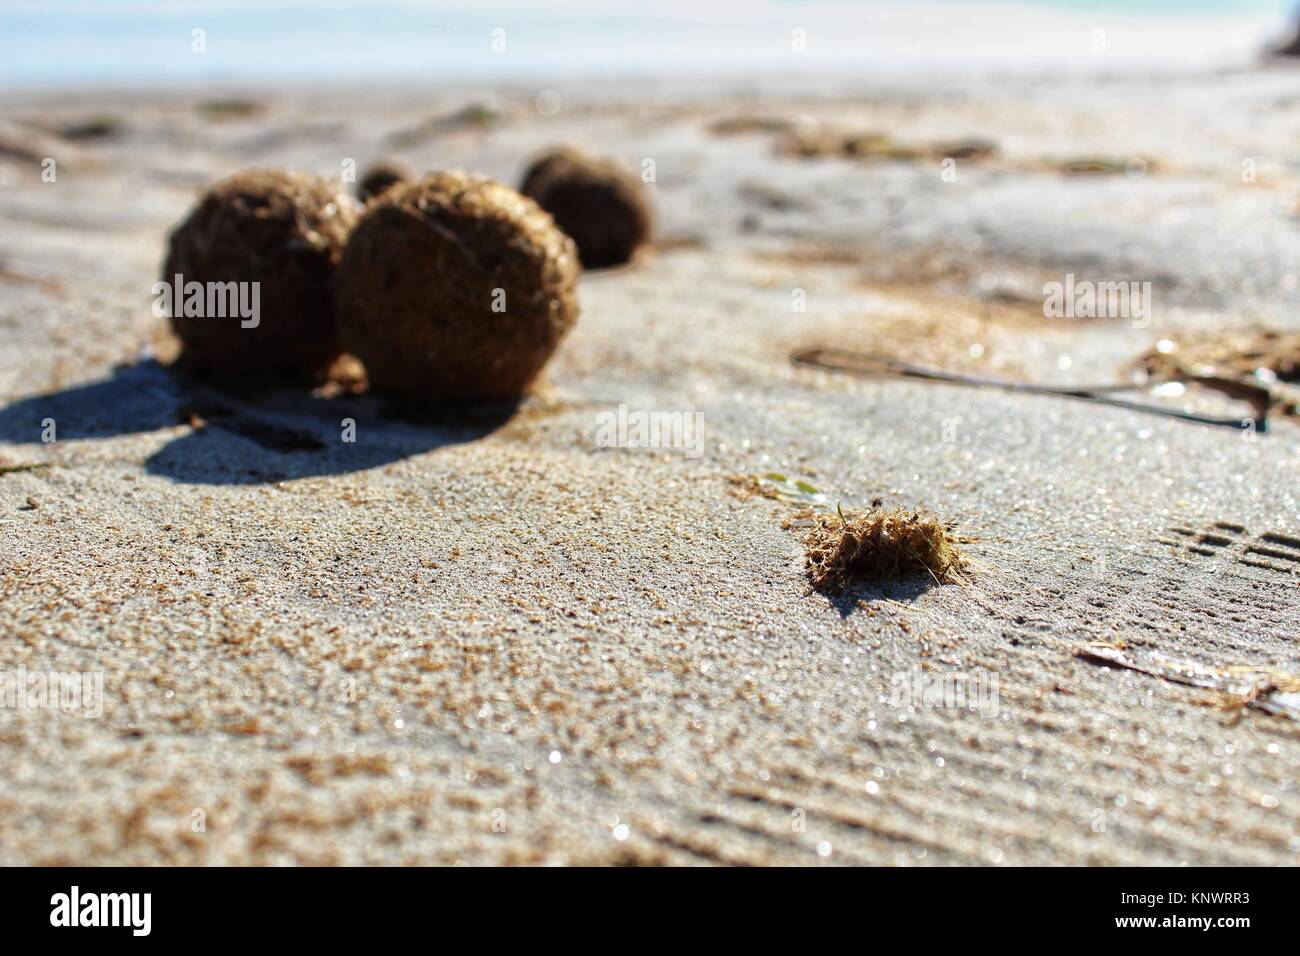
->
1057, 157, 1151, 176
762, 121, 1159, 177
1134, 329, 1300, 422
777, 127, 998, 164
387, 100, 503, 148
728, 472, 829, 505
1073, 643, 1300, 720
57, 116, 122, 141
801, 506, 967, 593
196, 98, 265, 121
0, 462, 51, 476
0, 121, 65, 164
1151, 327, 1300, 379
708, 115, 805, 137
794, 345, 1275, 432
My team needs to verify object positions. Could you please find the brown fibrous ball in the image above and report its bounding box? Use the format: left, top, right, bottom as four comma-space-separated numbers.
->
519, 146, 652, 268
334, 170, 581, 403
162, 169, 360, 383
357, 159, 413, 203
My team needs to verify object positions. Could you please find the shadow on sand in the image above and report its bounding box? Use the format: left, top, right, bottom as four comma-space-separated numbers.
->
821, 577, 939, 618
0, 360, 518, 485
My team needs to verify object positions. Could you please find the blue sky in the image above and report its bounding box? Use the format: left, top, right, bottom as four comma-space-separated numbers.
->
1, 1, 1294, 87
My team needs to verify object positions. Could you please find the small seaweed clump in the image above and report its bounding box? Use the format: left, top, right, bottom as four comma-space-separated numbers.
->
1137, 328, 1300, 384
802, 507, 967, 592
778, 127, 997, 164
1135, 328, 1300, 421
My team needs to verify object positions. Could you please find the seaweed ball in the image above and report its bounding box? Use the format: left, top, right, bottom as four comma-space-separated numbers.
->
518, 145, 586, 198
519, 146, 652, 268
334, 170, 580, 403
162, 169, 361, 383
357, 159, 413, 203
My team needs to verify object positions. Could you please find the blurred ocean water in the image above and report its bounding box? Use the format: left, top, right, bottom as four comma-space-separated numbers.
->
1, 0, 1295, 87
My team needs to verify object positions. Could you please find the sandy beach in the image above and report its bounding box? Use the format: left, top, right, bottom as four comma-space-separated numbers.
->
1, 64, 1298, 865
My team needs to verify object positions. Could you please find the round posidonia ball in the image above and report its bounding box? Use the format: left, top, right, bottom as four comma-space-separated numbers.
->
162, 169, 360, 383
518, 145, 586, 199
357, 159, 413, 203
334, 170, 580, 403
519, 146, 652, 269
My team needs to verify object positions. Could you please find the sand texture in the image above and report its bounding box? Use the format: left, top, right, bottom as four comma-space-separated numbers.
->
0, 74, 1298, 865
